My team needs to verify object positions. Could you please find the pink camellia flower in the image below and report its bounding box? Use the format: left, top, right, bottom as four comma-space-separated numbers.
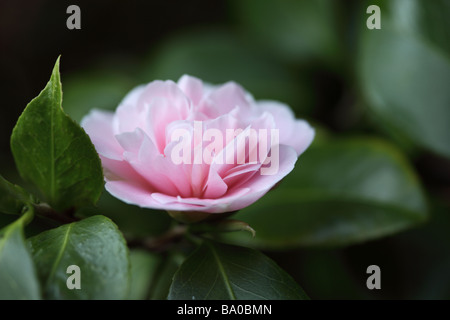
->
81, 75, 314, 221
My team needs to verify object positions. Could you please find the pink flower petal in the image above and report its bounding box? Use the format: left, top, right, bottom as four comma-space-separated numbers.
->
82, 75, 314, 214
257, 100, 315, 155
202, 166, 228, 199
200, 82, 252, 118
178, 75, 204, 106
81, 109, 123, 160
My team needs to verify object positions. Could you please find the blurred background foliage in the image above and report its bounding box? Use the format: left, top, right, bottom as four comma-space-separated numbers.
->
1, 0, 450, 299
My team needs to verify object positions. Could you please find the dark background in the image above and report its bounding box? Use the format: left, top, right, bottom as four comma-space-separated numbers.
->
0, 0, 229, 163
1, 0, 450, 299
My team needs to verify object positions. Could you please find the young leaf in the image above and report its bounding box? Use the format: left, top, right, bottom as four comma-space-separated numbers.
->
0, 206, 41, 299
0, 174, 34, 215
222, 137, 428, 249
168, 240, 309, 300
28, 215, 130, 300
10, 57, 103, 212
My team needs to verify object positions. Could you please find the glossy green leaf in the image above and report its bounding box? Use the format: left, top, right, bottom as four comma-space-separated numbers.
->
389, 0, 450, 56
28, 215, 130, 299
359, 1, 450, 158
222, 138, 428, 249
232, 0, 343, 66
0, 174, 34, 215
10, 57, 104, 211
0, 207, 41, 299
168, 240, 308, 300
128, 249, 161, 300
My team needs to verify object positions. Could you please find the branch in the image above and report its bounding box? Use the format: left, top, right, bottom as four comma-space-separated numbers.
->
33, 203, 79, 225
127, 224, 188, 253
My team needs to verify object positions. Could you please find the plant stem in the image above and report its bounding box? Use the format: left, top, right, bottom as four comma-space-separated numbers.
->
33, 203, 79, 224
127, 224, 188, 253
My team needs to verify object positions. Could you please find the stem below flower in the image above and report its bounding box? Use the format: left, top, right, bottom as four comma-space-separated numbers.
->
167, 210, 210, 223
127, 224, 188, 253
33, 203, 79, 224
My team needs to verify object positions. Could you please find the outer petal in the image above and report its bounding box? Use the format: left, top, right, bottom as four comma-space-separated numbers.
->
127, 145, 297, 213
101, 128, 156, 192
120, 84, 146, 106
291, 120, 315, 155
113, 99, 149, 135
258, 100, 315, 155
200, 82, 252, 118
105, 184, 248, 213
137, 80, 190, 119
177, 75, 203, 106
150, 187, 251, 213
81, 109, 123, 160
105, 180, 166, 210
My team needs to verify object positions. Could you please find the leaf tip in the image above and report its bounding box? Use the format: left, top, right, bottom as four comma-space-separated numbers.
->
52, 55, 62, 81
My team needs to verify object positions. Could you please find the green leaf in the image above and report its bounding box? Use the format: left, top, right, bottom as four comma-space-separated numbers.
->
28, 215, 130, 299
128, 249, 161, 300
148, 251, 185, 300
232, 0, 344, 66
359, 1, 450, 158
389, 0, 450, 56
10, 57, 104, 211
0, 174, 34, 215
222, 137, 428, 249
143, 30, 312, 115
168, 240, 308, 300
0, 207, 41, 299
